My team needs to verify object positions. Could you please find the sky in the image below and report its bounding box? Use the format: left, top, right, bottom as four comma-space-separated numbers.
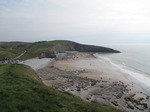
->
0, 0, 150, 44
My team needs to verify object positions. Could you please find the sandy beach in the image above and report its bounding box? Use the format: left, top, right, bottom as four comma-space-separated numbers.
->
20, 58, 54, 70
23, 52, 150, 112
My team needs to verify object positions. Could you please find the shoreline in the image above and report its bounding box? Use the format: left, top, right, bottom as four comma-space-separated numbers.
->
23, 52, 150, 112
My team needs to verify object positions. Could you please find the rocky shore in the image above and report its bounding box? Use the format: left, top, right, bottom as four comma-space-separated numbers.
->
34, 52, 150, 112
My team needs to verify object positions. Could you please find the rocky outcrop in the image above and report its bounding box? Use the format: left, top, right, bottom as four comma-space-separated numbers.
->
39, 51, 56, 59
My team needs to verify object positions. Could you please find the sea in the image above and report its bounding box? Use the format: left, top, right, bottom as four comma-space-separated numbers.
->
97, 44, 150, 93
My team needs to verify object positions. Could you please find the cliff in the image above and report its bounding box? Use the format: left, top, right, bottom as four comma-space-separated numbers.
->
40, 41, 120, 58
52, 41, 120, 53
0, 40, 120, 59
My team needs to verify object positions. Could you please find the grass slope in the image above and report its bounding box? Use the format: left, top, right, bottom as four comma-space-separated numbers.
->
0, 42, 32, 60
0, 51, 16, 60
20, 40, 68, 59
0, 64, 123, 112
0, 40, 68, 60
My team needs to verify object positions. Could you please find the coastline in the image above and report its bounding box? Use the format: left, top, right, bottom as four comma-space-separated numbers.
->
22, 52, 150, 112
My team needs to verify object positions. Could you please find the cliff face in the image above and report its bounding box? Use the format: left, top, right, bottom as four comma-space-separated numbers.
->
74, 43, 119, 53
40, 41, 120, 58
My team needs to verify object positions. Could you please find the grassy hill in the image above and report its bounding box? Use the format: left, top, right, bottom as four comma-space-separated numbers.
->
0, 42, 32, 60
20, 40, 69, 59
0, 40, 120, 60
0, 51, 16, 59
0, 64, 123, 112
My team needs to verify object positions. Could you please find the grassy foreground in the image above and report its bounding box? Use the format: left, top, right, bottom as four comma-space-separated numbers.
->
0, 64, 123, 112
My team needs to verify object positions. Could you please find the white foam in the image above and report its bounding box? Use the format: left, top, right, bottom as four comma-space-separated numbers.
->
95, 54, 150, 88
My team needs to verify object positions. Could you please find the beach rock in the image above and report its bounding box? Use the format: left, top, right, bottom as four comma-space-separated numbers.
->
127, 102, 134, 110
124, 93, 135, 101
116, 93, 122, 99
111, 101, 118, 106
146, 96, 150, 99
143, 103, 148, 109
137, 98, 144, 102
100, 85, 104, 88
90, 95, 97, 103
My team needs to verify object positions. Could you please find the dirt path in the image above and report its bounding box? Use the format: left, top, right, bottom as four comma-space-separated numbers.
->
13, 51, 26, 59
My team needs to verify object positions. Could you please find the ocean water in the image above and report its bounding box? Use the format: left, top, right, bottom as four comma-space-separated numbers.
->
97, 44, 150, 93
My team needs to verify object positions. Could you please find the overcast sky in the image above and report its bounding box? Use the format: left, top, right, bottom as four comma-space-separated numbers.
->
0, 0, 150, 44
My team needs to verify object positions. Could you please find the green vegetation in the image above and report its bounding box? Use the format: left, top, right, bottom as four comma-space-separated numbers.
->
0, 42, 32, 60
20, 40, 69, 59
0, 40, 119, 60
0, 64, 123, 112
0, 51, 16, 60
0, 40, 69, 60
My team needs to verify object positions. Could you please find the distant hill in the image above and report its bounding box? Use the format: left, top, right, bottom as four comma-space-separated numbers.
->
0, 40, 120, 60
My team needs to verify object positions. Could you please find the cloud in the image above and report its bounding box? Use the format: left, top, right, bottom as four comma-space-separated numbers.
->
0, 0, 150, 43
0, 0, 7, 5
